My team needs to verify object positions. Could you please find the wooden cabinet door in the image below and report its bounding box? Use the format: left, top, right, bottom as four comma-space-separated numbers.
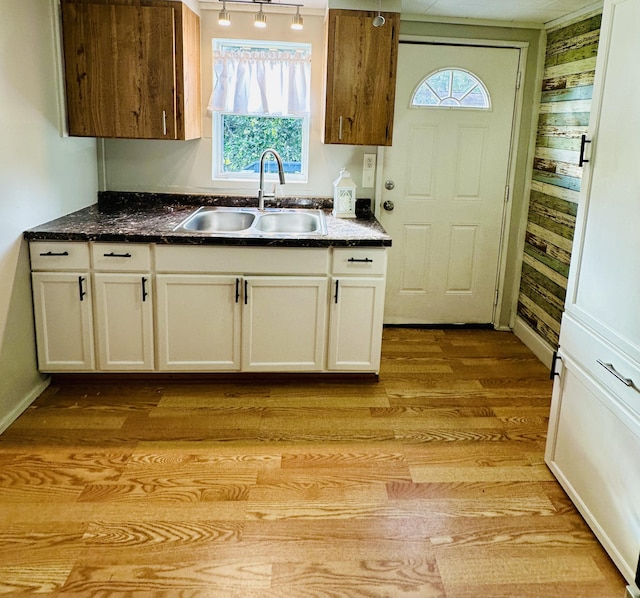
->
31, 272, 95, 371
324, 9, 399, 146
61, 1, 176, 139
93, 273, 154, 370
328, 277, 385, 372
242, 277, 328, 371
156, 275, 241, 371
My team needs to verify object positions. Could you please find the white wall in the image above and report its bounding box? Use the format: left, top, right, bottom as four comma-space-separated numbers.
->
0, 0, 98, 432
101, 9, 377, 198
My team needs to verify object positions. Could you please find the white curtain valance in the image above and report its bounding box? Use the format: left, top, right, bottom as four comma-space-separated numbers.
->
208, 48, 311, 115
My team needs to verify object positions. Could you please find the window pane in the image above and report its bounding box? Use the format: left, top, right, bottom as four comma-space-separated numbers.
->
428, 70, 452, 99
412, 68, 490, 110
222, 115, 303, 175
212, 38, 310, 181
413, 84, 440, 106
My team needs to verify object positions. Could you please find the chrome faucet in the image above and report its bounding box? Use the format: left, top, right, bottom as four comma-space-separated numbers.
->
258, 148, 286, 210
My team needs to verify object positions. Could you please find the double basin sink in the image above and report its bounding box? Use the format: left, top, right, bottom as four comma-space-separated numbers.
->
174, 206, 327, 236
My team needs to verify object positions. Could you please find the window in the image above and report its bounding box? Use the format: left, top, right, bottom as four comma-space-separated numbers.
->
210, 39, 311, 181
412, 68, 490, 109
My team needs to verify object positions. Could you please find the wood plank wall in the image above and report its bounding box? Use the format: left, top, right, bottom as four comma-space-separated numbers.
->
517, 13, 601, 348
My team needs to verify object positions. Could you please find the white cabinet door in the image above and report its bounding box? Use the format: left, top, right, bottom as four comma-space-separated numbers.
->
546, 354, 640, 583
31, 272, 94, 371
242, 277, 328, 371
156, 275, 241, 371
328, 277, 386, 372
567, 0, 640, 362
93, 273, 154, 370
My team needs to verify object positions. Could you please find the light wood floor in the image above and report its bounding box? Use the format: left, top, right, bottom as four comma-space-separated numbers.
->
0, 328, 627, 597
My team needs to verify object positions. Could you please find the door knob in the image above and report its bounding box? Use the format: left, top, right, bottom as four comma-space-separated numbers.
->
384, 180, 395, 190
383, 200, 394, 211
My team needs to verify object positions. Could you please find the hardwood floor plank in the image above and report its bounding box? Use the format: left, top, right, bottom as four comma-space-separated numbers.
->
436, 553, 606, 585
271, 558, 446, 597
61, 561, 273, 593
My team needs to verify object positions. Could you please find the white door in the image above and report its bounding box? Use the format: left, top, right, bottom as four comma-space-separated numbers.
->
93, 273, 154, 370
381, 43, 520, 324
242, 276, 328, 371
155, 274, 242, 371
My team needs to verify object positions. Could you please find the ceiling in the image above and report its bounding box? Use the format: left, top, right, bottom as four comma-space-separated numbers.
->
400, 0, 601, 24
247, 0, 603, 25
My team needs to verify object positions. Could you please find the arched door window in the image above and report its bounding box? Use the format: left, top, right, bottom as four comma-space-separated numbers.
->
412, 68, 491, 109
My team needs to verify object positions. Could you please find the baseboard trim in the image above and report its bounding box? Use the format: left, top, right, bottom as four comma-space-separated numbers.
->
513, 316, 555, 369
0, 377, 51, 435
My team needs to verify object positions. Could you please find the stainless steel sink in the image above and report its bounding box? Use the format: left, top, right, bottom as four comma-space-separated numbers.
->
174, 207, 327, 236
177, 208, 256, 232
254, 211, 324, 234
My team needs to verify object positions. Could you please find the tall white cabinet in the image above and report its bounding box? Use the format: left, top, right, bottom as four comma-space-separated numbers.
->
545, 0, 640, 593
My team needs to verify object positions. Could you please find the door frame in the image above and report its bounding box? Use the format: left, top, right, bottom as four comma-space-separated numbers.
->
375, 34, 530, 330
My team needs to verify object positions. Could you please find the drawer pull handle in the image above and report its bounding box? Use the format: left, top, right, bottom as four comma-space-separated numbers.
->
40, 251, 69, 257
348, 257, 373, 263
597, 359, 634, 387
103, 252, 132, 258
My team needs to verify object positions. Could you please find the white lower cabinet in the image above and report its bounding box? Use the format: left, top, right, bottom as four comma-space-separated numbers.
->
242, 276, 328, 371
30, 242, 387, 374
546, 350, 640, 582
93, 273, 154, 370
155, 274, 241, 371
329, 277, 385, 371
328, 248, 387, 373
31, 271, 95, 371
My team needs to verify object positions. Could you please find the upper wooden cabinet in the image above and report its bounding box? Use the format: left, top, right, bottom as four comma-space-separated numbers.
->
60, 0, 201, 140
323, 9, 400, 146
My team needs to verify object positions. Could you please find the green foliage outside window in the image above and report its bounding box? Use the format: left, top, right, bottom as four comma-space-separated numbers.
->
222, 115, 303, 173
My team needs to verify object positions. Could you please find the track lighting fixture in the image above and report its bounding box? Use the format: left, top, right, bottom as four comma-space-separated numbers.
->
291, 6, 303, 30
216, 0, 304, 31
218, 0, 231, 26
254, 4, 267, 27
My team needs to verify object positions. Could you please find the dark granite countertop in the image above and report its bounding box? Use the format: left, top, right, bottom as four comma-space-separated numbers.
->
24, 191, 392, 248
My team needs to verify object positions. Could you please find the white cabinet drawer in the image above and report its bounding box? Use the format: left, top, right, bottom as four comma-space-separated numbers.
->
92, 243, 151, 272
30, 241, 90, 271
559, 313, 640, 419
331, 248, 387, 275
155, 246, 329, 275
